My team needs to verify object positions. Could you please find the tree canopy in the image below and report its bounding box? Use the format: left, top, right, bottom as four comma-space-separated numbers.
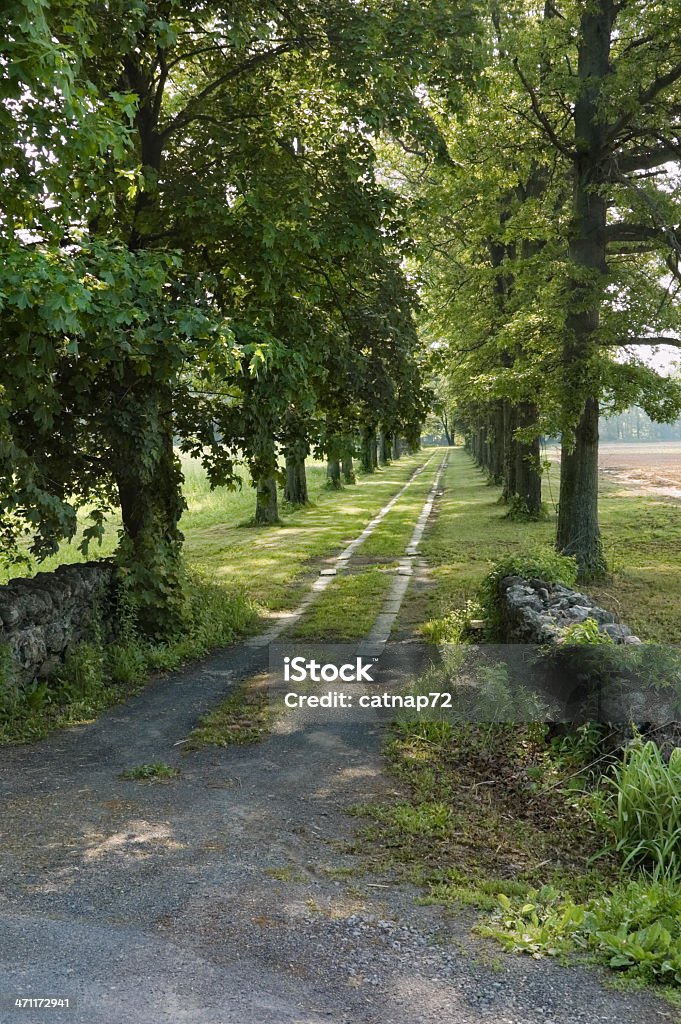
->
3, 0, 681, 623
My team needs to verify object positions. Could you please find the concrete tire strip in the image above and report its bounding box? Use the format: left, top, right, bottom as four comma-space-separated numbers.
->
357, 452, 448, 658
244, 452, 440, 649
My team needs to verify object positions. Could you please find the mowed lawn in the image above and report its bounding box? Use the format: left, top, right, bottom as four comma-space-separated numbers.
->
421, 447, 681, 644
2, 451, 437, 615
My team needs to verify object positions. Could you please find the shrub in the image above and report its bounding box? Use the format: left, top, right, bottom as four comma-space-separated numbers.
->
478, 550, 577, 637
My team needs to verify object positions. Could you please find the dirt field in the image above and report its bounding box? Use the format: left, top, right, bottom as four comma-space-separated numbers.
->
546, 441, 681, 498
599, 441, 681, 498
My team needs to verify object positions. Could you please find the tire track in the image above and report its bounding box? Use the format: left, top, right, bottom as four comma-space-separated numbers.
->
245, 452, 440, 648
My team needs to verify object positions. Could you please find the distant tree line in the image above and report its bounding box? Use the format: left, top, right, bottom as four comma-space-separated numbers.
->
600, 408, 681, 443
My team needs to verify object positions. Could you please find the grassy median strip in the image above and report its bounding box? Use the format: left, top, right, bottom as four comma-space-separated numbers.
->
185, 672, 273, 748
360, 456, 443, 558
290, 566, 396, 642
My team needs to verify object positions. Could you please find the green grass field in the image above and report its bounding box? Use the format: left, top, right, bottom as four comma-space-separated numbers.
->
421, 448, 681, 644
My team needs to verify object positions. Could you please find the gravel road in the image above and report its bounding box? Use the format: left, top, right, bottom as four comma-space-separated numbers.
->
0, 455, 676, 1023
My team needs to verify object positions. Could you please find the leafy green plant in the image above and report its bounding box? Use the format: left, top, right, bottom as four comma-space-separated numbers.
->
483, 886, 585, 957
54, 643, 106, 701
399, 652, 546, 728
387, 801, 454, 839
484, 878, 681, 990
562, 617, 613, 645
506, 497, 549, 523
421, 599, 485, 643
549, 721, 606, 773
483, 550, 578, 594
606, 740, 681, 881
105, 642, 148, 686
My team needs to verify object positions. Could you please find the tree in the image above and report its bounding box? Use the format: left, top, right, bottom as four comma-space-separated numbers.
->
507, 0, 681, 574
383, 0, 681, 574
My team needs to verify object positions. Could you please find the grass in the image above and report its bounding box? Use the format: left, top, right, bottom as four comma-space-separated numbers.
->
420, 448, 681, 644
185, 451, 434, 612
351, 718, 610, 901
607, 740, 681, 880
185, 672, 274, 748
291, 566, 396, 641
359, 455, 443, 558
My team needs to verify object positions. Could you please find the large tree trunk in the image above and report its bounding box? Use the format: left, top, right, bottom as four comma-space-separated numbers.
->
514, 403, 543, 517
255, 473, 279, 524
557, 397, 603, 574
252, 435, 280, 524
108, 64, 188, 636
392, 435, 401, 459
342, 448, 355, 484
556, 0, 612, 578
327, 457, 341, 489
501, 400, 516, 503
115, 383, 185, 637
491, 401, 504, 484
284, 454, 308, 504
378, 431, 390, 466
360, 426, 377, 472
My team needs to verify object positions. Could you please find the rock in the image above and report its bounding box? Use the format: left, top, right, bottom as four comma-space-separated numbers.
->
602, 623, 632, 642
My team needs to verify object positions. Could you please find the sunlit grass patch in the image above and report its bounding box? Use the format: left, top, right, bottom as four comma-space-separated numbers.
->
185, 672, 273, 748
290, 566, 396, 641
421, 448, 681, 644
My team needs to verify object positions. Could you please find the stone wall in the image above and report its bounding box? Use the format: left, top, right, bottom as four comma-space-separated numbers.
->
495, 575, 681, 740
498, 575, 641, 645
0, 561, 116, 685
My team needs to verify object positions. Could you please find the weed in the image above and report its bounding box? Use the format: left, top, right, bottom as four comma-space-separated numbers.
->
605, 740, 681, 881
483, 878, 681, 991
119, 762, 180, 781
562, 617, 614, 645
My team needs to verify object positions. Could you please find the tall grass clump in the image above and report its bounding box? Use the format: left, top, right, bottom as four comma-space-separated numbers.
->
606, 739, 681, 881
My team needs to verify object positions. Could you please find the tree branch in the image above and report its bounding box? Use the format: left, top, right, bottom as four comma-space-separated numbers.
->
604, 222, 661, 243
160, 40, 301, 140
616, 336, 681, 347
512, 58, 575, 158
617, 145, 681, 173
